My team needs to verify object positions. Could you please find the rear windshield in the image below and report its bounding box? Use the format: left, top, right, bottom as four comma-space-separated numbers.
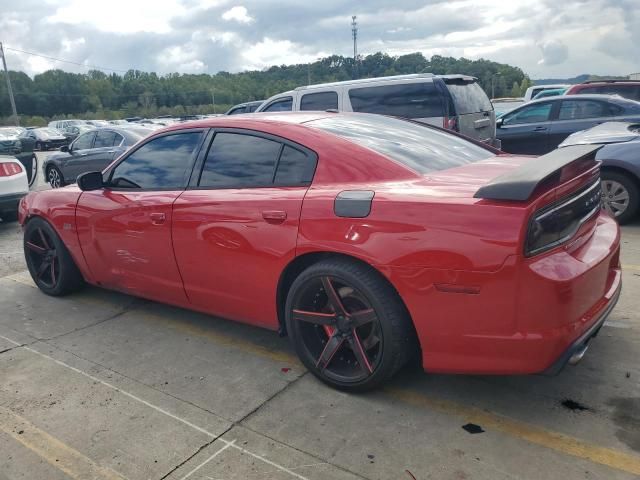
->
445, 80, 493, 115
348, 82, 445, 118
309, 114, 495, 174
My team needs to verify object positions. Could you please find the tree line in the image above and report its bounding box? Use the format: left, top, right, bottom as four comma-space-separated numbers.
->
0, 52, 532, 126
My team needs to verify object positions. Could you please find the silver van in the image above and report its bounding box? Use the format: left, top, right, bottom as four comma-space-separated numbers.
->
256, 73, 497, 145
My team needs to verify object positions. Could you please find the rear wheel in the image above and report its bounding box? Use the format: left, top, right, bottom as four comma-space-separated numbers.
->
24, 217, 84, 296
601, 171, 639, 224
285, 258, 414, 391
47, 165, 64, 188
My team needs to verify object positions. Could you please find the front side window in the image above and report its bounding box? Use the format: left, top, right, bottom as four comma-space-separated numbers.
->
558, 100, 607, 120
263, 97, 293, 112
109, 132, 202, 189
349, 82, 444, 118
503, 103, 552, 125
300, 91, 338, 111
228, 107, 245, 115
73, 132, 95, 150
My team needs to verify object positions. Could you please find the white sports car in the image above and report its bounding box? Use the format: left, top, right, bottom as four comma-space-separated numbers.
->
0, 155, 29, 222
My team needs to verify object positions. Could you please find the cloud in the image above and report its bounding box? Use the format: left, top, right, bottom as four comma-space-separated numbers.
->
536, 40, 569, 66
221, 6, 253, 24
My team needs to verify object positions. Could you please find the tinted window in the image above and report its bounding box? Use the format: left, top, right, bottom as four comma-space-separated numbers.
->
300, 91, 338, 111
246, 104, 260, 112
199, 133, 282, 188
263, 97, 293, 112
503, 103, 552, 125
110, 132, 201, 189
274, 146, 315, 185
578, 86, 601, 94
228, 107, 245, 115
349, 82, 444, 118
445, 80, 493, 114
310, 115, 494, 174
558, 100, 607, 120
73, 132, 95, 150
113, 133, 124, 146
94, 130, 117, 148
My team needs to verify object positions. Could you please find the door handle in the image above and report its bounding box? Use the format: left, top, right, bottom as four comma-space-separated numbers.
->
107, 150, 115, 154
150, 212, 166, 225
262, 210, 287, 224
533, 126, 547, 132
79, 153, 88, 156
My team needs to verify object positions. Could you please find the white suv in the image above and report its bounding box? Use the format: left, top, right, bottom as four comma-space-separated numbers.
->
48, 119, 87, 132
256, 73, 497, 145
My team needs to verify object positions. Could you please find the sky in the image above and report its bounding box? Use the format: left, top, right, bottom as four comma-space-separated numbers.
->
0, 0, 638, 79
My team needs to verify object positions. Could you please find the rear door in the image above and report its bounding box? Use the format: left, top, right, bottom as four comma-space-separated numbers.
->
497, 101, 553, 154
442, 78, 495, 142
172, 129, 317, 328
81, 130, 124, 173
298, 90, 340, 111
547, 99, 613, 148
76, 129, 205, 304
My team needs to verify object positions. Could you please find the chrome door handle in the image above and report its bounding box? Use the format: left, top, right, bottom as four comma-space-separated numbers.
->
262, 210, 287, 224
150, 212, 166, 225
107, 150, 115, 154
533, 126, 547, 132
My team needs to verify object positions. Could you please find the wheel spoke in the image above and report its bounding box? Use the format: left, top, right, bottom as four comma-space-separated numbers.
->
292, 309, 335, 325
611, 191, 629, 202
321, 277, 347, 315
26, 241, 46, 254
50, 258, 56, 285
316, 333, 345, 370
348, 330, 373, 374
350, 308, 377, 327
36, 260, 50, 280
37, 228, 50, 250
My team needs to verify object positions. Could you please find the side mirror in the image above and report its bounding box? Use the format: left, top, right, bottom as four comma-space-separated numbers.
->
77, 171, 104, 191
496, 117, 504, 127
60, 145, 69, 152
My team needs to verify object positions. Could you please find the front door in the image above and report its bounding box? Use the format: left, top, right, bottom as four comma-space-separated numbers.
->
497, 101, 553, 155
63, 131, 97, 183
76, 130, 205, 304
172, 130, 317, 328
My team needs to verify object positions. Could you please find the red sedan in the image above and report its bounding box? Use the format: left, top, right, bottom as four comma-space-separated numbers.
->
19, 113, 621, 391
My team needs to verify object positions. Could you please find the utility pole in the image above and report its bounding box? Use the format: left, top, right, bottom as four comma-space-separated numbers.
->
211, 88, 216, 114
0, 42, 19, 126
351, 16, 358, 79
307, 63, 311, 85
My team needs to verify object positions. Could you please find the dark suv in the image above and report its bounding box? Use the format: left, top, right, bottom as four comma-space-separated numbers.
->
565, 80, 640, 102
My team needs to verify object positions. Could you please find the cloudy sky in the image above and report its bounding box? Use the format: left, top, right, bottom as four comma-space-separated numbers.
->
0, 0, 637, 79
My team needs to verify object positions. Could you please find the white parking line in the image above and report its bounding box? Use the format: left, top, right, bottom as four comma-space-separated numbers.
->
179, 440, 236, 480
0, 334, 310, 480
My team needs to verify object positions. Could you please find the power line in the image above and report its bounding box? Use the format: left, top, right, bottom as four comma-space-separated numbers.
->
3, 45, 130, 73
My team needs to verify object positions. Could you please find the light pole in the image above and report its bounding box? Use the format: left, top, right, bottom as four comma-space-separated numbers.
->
491, 72, 501, 99
0, 42, 19, 126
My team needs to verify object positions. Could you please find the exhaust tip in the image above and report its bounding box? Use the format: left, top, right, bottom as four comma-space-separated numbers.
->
569, 344, 589, 366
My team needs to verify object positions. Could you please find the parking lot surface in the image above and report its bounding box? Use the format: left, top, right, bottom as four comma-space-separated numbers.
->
0, 153, 639, 479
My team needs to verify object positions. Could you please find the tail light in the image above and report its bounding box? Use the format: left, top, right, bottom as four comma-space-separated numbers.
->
443, 116, 459, 132
525, 180, 601, 256
0, 161, 23, 177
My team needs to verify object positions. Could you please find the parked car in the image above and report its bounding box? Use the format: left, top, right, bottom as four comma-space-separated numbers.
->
0, 127, 38, 187
565, 80, 640, 101
43, 126, 153, 188
48, 119, 87, 132
61, 124, 96, 142
23, 128, 68, 151
0, 155, 29, 222
523, 84, 571, 102
85, 120, 110, 127
496, 94, 640, 155
225, 100, 265, 115
108, 120, 129, 125
19, 112, 621, 390
532, 88, 567, 99
255, 73, 498, 146
491, 97, 525, 117
559, 121, 640, 223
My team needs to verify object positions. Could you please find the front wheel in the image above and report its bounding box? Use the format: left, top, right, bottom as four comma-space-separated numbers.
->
285, 258, 415, 391
601, 172, 639, 224
47, 166, 64, 189
24, 217, 84, 296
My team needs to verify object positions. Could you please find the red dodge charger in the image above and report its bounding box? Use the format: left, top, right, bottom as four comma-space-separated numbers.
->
19, 112, 621, 390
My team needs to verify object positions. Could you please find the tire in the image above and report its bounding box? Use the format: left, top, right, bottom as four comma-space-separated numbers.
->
47, 165, 65, 189
23, 217, 84, 296
285, 258, 415, 391
601, 171, 639, 224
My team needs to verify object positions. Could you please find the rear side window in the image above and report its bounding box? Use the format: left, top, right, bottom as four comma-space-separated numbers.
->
199, 133, 316, 188
310, 115, 495, 174
94, 130, 117, 148
348, 82, 444, 118
263, 97, 293, 112
227, 107, 245, 115
73, 132, 95, 150
445, 80, 493, 114
300, 91, 338, 111
558, 100, 608, 120
109, 132, 202, 189
246, 104, 260, 112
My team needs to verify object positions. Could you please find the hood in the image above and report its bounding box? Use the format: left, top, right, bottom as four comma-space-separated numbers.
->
0, 133, 19, 141
559, 122, 640, 147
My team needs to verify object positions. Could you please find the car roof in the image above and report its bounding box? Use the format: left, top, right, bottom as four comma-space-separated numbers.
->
526, 93, 637, 105
161, 112, 337, 132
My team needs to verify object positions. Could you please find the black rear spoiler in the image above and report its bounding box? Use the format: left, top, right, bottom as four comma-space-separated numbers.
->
474, 145, 603, 201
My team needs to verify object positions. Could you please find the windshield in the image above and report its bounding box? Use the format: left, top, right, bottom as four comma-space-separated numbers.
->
309, 114, 495, 174
0, 128, 22, 136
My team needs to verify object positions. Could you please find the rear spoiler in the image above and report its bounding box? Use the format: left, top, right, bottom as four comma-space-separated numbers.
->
474, 145, 603, 201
